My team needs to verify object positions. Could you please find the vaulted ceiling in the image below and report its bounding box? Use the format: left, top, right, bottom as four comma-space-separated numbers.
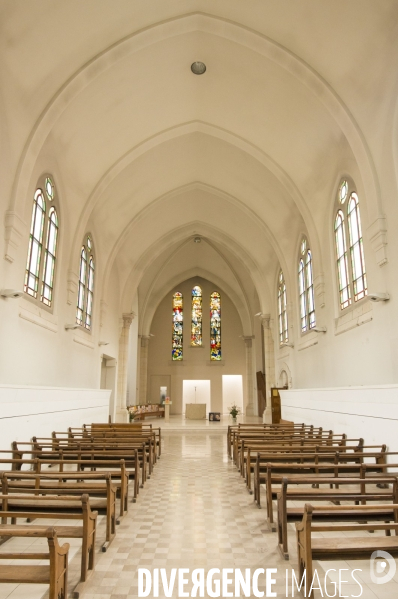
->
2, 0, 397, 325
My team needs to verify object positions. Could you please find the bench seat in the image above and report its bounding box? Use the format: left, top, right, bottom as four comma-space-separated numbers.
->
311, 535, 398, 557
0, 565, 50, 583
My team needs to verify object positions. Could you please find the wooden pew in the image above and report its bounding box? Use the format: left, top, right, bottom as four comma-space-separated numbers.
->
0, 525, 69, 599
296, 504, 398, 598
245, 441, 387, 491
254, 450, 392, 513
226, 423, 321, 458
1, 472, 117, 551
277, 475, 398, 559
0, 455, 134, 507
13, 440, 148, 487
0, 493, 96, 598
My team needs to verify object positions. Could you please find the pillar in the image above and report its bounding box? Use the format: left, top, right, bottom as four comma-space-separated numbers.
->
243, 336, 255, 416
262, 314, 276, 418
116, 312, 135, 422
139, 335, 151, 404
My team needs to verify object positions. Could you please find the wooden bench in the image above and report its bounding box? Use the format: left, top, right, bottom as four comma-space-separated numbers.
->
0, 493, 96, 597
0, 525, 69, 599
242, 440, 377, 488
13, 440, 149, 486
254, 451, 391, 514
277, 475, 398, 559
296, 504, 398, 598
2, 471, 117, 551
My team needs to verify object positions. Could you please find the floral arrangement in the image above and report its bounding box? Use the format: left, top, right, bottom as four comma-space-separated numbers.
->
228, 404, 241, 419
126, 406, 137, 422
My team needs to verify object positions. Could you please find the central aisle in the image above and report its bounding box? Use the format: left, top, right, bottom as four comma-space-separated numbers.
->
79, 432, 289, 598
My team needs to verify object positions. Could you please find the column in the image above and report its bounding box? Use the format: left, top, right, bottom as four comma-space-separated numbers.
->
116, 312, 135, 422
262, 314, 276, 422
243, 336, 255, 416
139, 335, 151, 404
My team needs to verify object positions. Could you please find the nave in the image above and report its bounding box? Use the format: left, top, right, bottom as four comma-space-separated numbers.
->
2, 424, 396, 599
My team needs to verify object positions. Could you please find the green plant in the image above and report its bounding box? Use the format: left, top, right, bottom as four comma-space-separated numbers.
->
228, 404, 241, 418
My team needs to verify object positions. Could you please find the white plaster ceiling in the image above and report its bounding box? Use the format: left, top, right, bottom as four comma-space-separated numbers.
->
2, 0, 398, 323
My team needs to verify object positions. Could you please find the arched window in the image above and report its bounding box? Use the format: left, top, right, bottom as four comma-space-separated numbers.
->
172, 292, 183, 360
334, 179, 367, 309
210, 291, 221, 360
191, 286, 202, 346
277, 270, 288, 344
298, 237, 316, 333
334, 209, 350, 309
76, 234, 95, 330
348, 192, 367, 301
24, 176, 59, 307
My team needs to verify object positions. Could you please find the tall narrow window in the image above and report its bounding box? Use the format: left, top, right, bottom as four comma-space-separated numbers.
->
298, 237, 316, 333
76, 234, 95, 330
25, 189, 45, 299
277, 270, 288, 344
191, 286, 202, 346
334, 210, 351, 309
348, 192, 367, 301
210, 291, 221, 360
24, 175, 59, 307
172, 292, 183, 360
333, 180, 367, 309
41, 207, 58, 306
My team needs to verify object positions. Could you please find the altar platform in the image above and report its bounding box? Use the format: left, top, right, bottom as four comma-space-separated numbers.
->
160, 414, 262, 433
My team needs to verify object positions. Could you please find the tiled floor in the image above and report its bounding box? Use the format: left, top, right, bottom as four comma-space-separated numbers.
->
0, 422, 397, 598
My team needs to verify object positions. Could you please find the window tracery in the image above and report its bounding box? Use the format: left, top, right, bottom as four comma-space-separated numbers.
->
298, 237, 316, 333
24, 176, 59, 308
76, 234, 95, 330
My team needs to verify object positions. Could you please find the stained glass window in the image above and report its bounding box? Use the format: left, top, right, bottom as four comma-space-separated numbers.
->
191, 286, 202, 346
277, 270, 288, 344
334, 210, 351, 309
298, 238, 316, 333
76, 235, 95, 330
210, 291, 221, 360
347, 192, 367, 302
172, 292, 183, 360
41, 207, 58, 307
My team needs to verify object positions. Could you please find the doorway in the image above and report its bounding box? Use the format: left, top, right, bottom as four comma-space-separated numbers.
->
222, 375, 243, 415
182, 380, 211, 414
100, 355, 117, 422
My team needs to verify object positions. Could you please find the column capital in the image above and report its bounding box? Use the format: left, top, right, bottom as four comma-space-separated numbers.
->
122, 312, 135, 328
260, 314, 272, 328
242, 335, 255, 348
140, 334, 151, 348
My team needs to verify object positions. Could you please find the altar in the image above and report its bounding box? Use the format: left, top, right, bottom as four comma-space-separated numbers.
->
185, 403, 207, 419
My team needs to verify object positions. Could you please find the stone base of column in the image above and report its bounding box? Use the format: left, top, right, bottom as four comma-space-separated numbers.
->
245, 405, 254, 416
115, 409, 129, 423
263, 405, 272, 424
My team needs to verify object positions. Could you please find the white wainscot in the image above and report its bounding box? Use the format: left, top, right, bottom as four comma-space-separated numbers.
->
280, 385, 398, 453
0, 385, 110, 452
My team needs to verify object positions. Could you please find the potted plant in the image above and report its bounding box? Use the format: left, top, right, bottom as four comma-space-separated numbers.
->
228, 404, 241, 422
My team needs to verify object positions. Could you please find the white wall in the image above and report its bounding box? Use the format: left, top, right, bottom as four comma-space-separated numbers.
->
0, 384, 110, 453
281, 385, 398, 453
222, 375, 244, 414
182, 379, 211, 413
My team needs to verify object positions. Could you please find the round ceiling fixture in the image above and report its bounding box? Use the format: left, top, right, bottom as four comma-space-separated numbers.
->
191, 61, 206, 75
194, 236, 202, 243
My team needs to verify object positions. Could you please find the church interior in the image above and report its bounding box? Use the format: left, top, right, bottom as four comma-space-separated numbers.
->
1, 1, 398, 597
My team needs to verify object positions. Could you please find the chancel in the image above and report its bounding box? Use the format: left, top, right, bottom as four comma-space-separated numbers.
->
0, 1, 397, 597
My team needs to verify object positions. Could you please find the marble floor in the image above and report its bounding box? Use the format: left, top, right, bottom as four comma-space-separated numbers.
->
0, 426, 397, 598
